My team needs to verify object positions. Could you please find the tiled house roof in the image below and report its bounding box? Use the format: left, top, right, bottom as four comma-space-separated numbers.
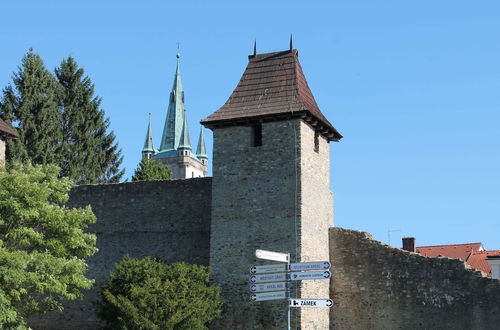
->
0, 119, 18, 138
201, 49, 342, 141
467, 250, 500, 277
416, 243, 483, 261
415, 242, 500, 277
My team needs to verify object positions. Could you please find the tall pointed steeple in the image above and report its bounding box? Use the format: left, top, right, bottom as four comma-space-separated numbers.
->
142, 113, 155, 158
159, 52, 186, 151
196, 127, 207, 159
151, 49, 208, 179
178, 109, 191, 150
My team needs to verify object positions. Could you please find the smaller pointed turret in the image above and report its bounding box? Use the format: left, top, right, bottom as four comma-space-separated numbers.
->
142, 113, 155, 159
178, 110, 191, 156
196, 127, 208, 165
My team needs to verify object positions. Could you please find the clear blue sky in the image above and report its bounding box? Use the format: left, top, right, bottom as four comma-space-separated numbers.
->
1, 1, 499, 249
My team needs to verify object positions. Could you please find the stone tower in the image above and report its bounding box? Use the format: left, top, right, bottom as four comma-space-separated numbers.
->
202, 48, 342, 329
144, 53, 208, 179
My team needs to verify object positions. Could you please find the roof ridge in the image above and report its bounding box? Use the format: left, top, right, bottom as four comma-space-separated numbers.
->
417, 242, 483, 248
471, 250, 500, 255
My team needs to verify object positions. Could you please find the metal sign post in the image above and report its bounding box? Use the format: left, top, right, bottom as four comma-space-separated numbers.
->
249, 250, 333, 330
286, 252, 291, 330
289, 298, 333, 308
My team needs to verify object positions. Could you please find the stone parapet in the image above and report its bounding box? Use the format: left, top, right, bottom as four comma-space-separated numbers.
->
329, 227, 500, 330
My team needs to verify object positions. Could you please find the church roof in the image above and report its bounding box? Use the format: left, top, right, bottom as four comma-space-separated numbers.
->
178, 110, 191, 149
201, 49, 342, 141
159, 53, 186, 151
196, 127, 207, 158
0, 119, 18, 138
142, 113, 155, 153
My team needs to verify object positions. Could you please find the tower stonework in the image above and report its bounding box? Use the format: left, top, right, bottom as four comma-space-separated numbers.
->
202, 49, 341, 329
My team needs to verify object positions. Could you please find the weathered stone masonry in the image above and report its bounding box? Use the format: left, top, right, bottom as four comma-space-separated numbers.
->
329, 227, 500, 330
209, 119, 332, 329
30, 178, 212, 329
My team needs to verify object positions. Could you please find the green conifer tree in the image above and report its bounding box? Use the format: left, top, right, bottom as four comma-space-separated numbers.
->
0, 49, 61, 165
55, 56, 124, 183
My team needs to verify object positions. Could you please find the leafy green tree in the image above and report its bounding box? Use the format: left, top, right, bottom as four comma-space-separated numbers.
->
99, 257, 223, 330
131, 158, 172, 181
0, 49, 61, 165
0, 163, 97, 328
55, 56, 124, 184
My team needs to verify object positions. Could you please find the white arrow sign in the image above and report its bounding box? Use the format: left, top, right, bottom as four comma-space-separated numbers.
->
250, 273, 287, 283
289, 298, 333, 308
255, 249, 289, 263
290, 261, 331, 272
250, 282, 287, 293
250, 264, 286, 274
290, 271, 331, 281
250, 291, 287, 302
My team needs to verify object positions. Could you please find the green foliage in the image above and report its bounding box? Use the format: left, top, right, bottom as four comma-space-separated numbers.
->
0, 163, 97, 328
55, 56, 124, 183
0, 49, 61, 165
99, 257, 223, 330
131, 158, 172, 181
0, 49, 124, 184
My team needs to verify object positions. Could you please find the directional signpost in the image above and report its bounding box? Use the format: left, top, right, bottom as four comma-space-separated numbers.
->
290, 270, 331, 281
255, 249, 289, 263
290, 261, 331, 271
249, 250, 333, 330
250, 273, 287, 283
250, 282, 287, 293
250, 291, 287, 302
250, 264, 286, 274
289, 299, 333, 308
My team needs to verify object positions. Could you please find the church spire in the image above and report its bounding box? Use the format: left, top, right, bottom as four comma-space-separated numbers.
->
196, 127, 208, 160
159, 52, 186, 151
142, 113, 155, 159
178, 109, 191, 150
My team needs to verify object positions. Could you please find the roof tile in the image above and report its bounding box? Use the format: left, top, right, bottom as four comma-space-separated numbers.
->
201, 49, 342, 141
467, 250, 500, 277
0, 119, 18, 138
416, 243, 483, 261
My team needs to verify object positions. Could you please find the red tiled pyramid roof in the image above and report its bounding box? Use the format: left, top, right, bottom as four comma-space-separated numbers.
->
416, 242, 483, 261
201, 49, 342, 141
0, 119, 18, 138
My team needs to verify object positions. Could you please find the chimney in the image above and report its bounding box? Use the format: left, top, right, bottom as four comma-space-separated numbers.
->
402, 237, 416, 252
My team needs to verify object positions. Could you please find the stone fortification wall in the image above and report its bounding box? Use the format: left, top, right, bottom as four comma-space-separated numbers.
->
329, 227, 500, 330
30, 178, 212, 329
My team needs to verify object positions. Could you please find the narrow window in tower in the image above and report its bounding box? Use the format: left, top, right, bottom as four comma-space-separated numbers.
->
252, 124, 262, 147
314, 131, 319, 153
